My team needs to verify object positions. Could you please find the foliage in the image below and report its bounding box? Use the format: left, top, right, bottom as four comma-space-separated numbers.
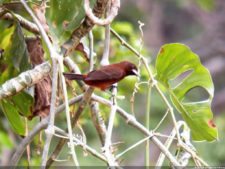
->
155, 43, 217, 141
0, 0, 222, 167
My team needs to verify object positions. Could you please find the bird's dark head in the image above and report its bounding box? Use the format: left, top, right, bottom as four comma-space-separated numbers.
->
121, 61, 138, 76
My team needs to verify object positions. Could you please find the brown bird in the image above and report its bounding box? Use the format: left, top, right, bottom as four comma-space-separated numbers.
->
63, 61, 138, 90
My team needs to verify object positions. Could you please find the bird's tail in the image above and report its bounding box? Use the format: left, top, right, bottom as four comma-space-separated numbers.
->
63, 73, 85, 80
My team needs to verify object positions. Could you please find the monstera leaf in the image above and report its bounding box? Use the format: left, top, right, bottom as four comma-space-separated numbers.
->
155, 43, 218, 141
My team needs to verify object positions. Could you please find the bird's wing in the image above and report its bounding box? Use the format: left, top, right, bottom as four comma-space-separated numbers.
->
85, 67, 124, 82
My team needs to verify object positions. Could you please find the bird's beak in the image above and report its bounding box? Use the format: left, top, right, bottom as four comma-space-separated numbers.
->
132, 69, 139, 76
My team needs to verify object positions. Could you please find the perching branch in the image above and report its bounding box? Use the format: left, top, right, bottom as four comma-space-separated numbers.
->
0, 62, 51, 100
102, 84, 119, 167
11, 93, 180, 167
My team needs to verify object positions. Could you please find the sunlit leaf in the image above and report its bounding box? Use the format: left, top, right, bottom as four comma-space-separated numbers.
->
155, 43, 218, 141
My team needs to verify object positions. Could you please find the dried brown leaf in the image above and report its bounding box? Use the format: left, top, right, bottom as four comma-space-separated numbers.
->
26, 37, 52, 119
75, 42, 90, 62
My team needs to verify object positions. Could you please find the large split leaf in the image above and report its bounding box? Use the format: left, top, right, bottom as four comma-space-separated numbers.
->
155, 43, 218, 141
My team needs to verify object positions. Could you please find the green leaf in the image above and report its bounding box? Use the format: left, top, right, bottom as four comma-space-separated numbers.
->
11, 91, 33, 117
4, 21, 31, 72
0, 99, 25, 135
155, 43, 218, 141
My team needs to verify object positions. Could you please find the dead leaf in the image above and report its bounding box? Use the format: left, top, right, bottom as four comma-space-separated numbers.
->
26, 37, 52, 119
75, 42, 90, 62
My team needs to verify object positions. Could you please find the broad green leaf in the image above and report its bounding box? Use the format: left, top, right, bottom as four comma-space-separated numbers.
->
0, 99, 25, 135
155, 43, 218, 141
11, 91, 33, 117
0, 21, 33, 135
4, 21, 31, 72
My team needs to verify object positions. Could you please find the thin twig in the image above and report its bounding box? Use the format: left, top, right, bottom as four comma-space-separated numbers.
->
59, 61, 80, 168
116, 136, 151, 159
41, 59, 58, 167
90, 101, 107, 145
153, 109, 169, 132
54, 126, 108, 163
88, 31, 94, 71
25, 118, 31, 166
156, 121, 184, 167
137, 20, 151, 167
100, 23, 110, 66
103, 84, 119, 167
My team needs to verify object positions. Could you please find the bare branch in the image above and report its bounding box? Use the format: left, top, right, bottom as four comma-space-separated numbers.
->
100, 24, 110, 66
88, 31, 95, 71
90, 102, 107, 145
103, 85, 119, 167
